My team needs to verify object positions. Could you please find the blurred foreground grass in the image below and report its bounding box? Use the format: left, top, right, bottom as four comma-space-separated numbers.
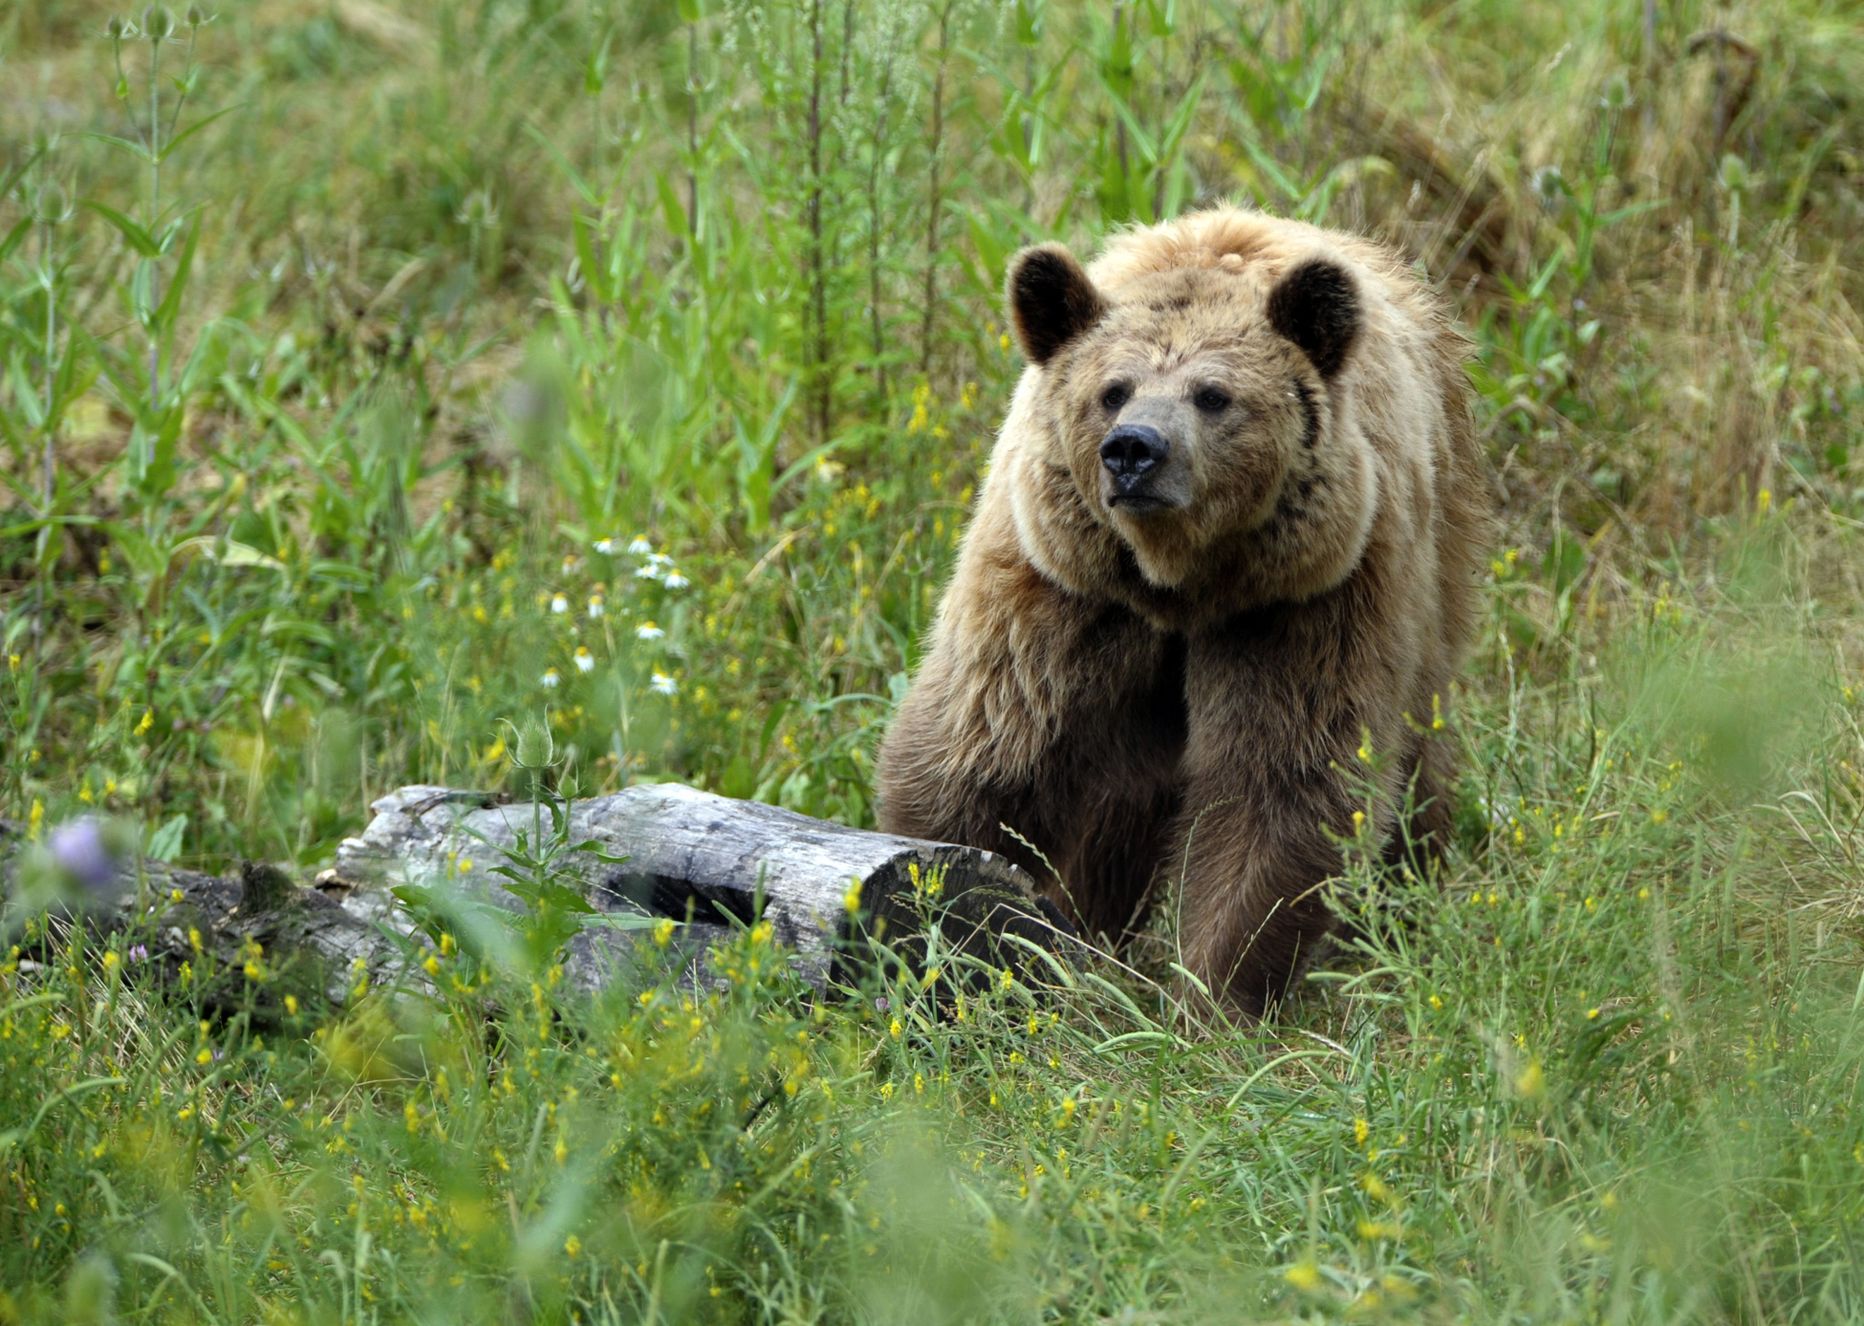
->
2, 1, 1862, 1321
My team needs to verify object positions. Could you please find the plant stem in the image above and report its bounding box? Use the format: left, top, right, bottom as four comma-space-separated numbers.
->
919, 0, 956, 377
867, 42, 895, 415
35, 188, 57, 653
806, 0, 830, 444
686, 16, 699, 241
147, 31, 162, 405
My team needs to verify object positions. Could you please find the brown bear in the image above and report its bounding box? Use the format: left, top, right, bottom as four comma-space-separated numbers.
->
875, 205, 1490, 1017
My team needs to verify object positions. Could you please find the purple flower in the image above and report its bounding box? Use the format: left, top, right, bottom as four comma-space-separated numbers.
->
49, 818, 119, 894
128, 944, 150, 962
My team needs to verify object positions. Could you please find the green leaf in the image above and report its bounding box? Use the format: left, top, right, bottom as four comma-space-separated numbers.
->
158, 104, 242, 162
169, 535, 289, 572
146, 813, 188, 862
81, 129, 150, 159
83, 200, 161, 257
152, 217, 201, 332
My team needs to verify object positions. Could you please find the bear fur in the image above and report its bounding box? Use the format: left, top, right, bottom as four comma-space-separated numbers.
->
875, 205, 1490, 1016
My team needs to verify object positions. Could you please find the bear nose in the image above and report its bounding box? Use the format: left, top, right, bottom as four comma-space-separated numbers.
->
1099, 424, 1169, 479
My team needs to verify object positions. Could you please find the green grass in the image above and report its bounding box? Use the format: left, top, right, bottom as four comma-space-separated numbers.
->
2, 0, 1862, 1321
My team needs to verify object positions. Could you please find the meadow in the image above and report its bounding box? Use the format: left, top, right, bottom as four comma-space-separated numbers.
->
2, 0, 1861, 1321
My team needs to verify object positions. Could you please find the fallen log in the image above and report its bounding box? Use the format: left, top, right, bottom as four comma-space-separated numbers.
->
1, 784, 1063, 1008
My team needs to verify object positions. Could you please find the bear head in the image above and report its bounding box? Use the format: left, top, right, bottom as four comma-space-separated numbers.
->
1002, 238, 1379, 616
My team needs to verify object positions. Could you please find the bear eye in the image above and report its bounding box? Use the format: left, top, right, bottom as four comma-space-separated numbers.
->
1099, 382, 1132, 412
1192, 385, 1233, 414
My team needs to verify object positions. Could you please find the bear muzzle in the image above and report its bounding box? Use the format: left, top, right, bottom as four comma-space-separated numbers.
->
1100, 424, 1178, 511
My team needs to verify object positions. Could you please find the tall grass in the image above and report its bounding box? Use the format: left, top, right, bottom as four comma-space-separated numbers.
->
1, 0, 1860, 1321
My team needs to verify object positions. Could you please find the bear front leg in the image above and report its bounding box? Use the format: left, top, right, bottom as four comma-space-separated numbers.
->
1167, 611, 1404, 1018
876, 568, 1179, 940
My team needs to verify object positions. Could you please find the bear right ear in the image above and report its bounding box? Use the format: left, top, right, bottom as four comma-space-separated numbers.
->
1006, 243, 1106, 367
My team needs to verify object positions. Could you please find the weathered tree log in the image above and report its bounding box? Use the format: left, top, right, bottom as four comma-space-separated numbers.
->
1, 785, 1063, 1007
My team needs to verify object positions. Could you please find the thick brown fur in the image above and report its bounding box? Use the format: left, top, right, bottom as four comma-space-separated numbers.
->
876, 206, 1491, 1017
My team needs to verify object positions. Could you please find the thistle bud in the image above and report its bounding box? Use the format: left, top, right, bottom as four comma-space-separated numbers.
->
143, 4, 174, 39
33, 181, 73, 225
512, 716, 557, 771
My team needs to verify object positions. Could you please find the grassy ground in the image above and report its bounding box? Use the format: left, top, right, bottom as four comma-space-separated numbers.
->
2, 1, 1862, 1321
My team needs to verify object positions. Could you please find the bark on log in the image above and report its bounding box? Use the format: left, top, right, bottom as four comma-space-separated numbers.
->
2, 785, 1062, 1008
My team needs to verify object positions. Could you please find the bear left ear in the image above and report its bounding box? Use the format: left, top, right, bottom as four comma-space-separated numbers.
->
1267, 258, 1360, 378
1006, 243, 1107, 367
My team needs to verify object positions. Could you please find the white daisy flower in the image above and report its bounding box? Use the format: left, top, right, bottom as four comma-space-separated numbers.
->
663, 571, 690, 591
560, 554, 582, 575
587, 594, 605, 619
649, 671, 678, 696
541, 668, 561, 688
648, 552, 675, 570
573, 647, 595, 674
627, 536, 653, 556
549, 594, 569, 614
593, 538, 616, 555
635, 621, 665, 641
634, 563, 664, 582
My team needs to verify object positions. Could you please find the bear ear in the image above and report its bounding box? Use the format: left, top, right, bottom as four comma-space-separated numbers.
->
1266, 258, 1360, 378
1006, 243, 1107, 367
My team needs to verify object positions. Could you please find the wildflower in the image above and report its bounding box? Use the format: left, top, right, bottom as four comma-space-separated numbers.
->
284, 994, 299, 1016
541, 668, 561, 689
635, 562, 664, 582
635, 621, 665, 641
587, 593, 605, 619
549, 594, 569, 615
593, 538, 616, 555
627, 536, 653, 556
560, 554, 582, 575
664, 571, 690, 591
1285, 1260, 1323, 1293
574, 647, 595, 674
842, 877, 863, 915
128, 944, 148, 962
649, 671, 677, 696
565, 1235, 582, 1257
49, 818, 120, 895
1354, 1117, 1369, 1146
653, 918, 675, 947
135, 709, 154, 736
1513, 1058, 1545, 1099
